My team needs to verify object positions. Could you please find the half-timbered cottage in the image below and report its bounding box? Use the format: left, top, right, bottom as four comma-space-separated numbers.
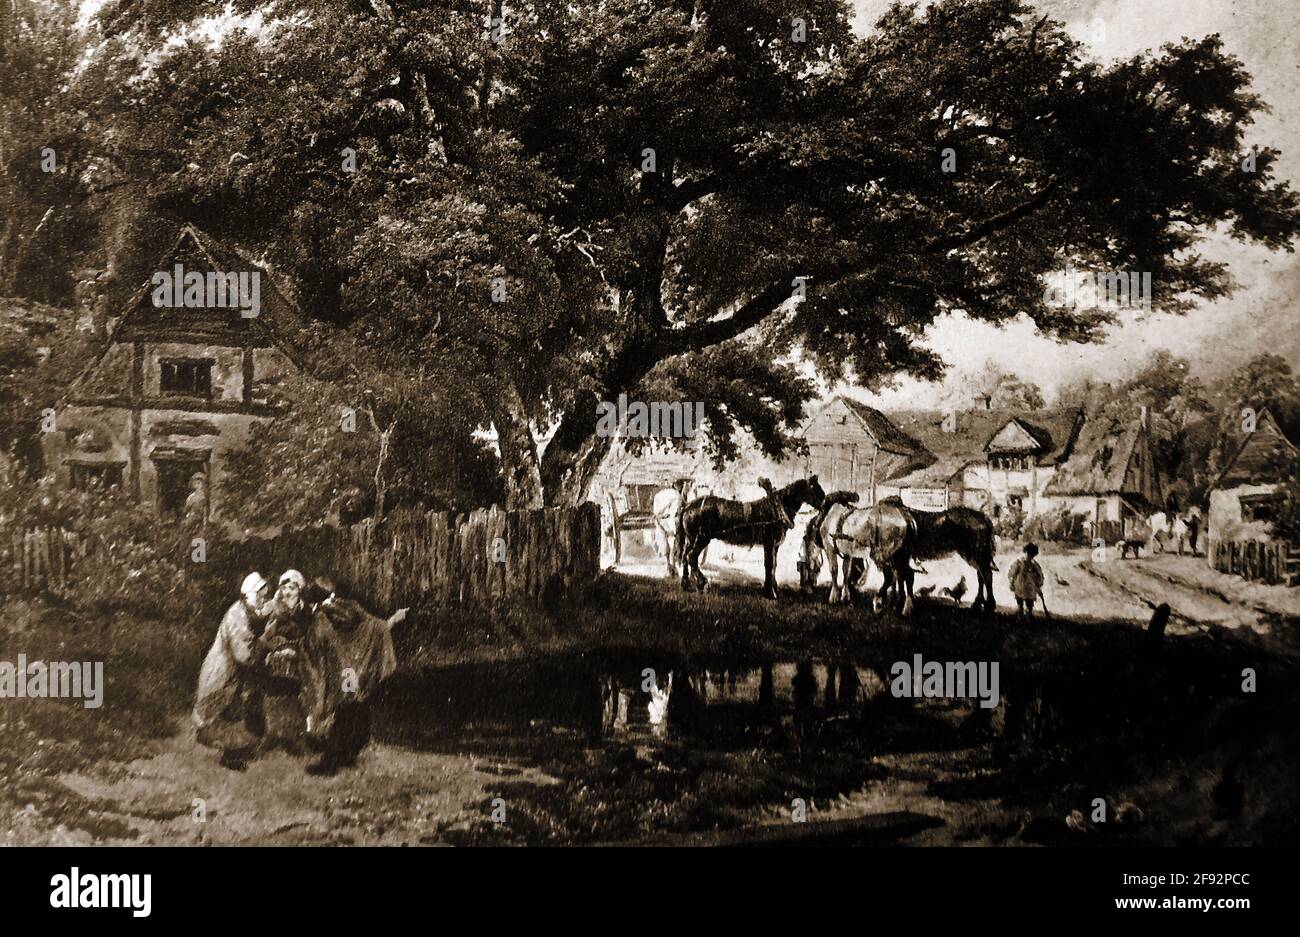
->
40, 226, 301, 522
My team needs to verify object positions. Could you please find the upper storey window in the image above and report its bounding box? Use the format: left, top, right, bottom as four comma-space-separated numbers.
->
160, 358, 213, 397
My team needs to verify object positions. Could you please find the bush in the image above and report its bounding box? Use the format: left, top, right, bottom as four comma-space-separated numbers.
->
0, 468, 241, 623
1024, 507, 1089, 544
994, 505, 1025, 540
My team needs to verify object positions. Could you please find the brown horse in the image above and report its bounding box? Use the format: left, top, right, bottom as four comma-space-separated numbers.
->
677, 476, 826, 599
821, 497, 997, 615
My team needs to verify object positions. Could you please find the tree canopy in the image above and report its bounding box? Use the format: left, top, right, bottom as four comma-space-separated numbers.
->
10, 0, 1300, 509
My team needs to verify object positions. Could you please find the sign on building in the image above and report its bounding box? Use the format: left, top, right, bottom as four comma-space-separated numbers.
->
900, 488, 948, 511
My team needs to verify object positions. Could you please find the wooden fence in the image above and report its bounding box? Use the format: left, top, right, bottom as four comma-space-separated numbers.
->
254, 504, 602, 610
1, 503, 602, 609
7, 526, 83, 595
1205, 538, 1294, 586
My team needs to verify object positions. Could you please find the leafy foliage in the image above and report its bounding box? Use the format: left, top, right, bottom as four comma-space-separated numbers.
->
11, 0, 1300, 507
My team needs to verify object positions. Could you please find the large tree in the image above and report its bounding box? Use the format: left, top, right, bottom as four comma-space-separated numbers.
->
0, 0, 104, 303
88, 0, 1300, 508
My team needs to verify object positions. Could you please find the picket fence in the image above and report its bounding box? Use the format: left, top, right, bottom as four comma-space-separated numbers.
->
1204, 538, 1296, 586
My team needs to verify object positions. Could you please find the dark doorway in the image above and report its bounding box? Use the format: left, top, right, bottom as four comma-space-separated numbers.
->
154, 454, 208, 519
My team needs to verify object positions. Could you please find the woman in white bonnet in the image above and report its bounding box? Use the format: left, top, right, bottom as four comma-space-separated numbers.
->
254, 569, 314, 748
193, 571, 271, 768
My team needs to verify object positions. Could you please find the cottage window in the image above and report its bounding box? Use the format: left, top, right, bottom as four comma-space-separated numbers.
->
160, 358, 213, 397
68, 462, 124, 490
1241, 494, 1283, 524
991, 454, 1031, 471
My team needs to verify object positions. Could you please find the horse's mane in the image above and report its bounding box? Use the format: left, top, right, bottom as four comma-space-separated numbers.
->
804, 489, 857, 547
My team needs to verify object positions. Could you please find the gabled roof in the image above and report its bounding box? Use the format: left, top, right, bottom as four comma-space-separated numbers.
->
885, 456, 978, 487
1209, 409, 1298, 490
886, 406, 1084, 466
834, 397, 929, 456
63, 226, 306, 403
107, 224, 304, 353
1044, 415, 1145, 496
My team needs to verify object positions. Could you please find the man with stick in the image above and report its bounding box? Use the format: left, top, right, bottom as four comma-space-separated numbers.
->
1009, 543, 1045, 621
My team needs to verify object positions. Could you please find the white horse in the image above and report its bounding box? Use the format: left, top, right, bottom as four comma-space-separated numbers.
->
651, 482, 708, 576
1146, 510, 1169, 553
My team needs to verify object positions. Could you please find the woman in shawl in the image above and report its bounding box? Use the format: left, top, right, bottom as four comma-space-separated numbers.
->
298, 577, 407, 775
193, 571, 271, 769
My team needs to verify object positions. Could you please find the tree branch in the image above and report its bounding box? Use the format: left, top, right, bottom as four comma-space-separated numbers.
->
925, 177, 1059, 254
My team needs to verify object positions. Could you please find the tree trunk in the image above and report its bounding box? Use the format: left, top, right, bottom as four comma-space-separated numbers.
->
540, 407, 615, 507
494, 382, 544, 510
373, 421, 394, 519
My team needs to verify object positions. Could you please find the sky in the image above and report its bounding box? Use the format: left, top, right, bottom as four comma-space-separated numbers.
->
847, 0, 1300, 408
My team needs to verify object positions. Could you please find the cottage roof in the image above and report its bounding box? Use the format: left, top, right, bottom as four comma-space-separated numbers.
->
1209, 409, 1298, 490
1043, 415, 1144, 497
886, 406, 1084, 466
63, 226, 306, 403
108, 225, 304, 353
885, 456, 976, 487
822, 397, 929, 457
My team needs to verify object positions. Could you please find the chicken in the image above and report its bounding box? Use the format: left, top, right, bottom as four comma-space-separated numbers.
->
917, 584, 936, 597
1114, 802, 1145, 827
941, 575, 968, 605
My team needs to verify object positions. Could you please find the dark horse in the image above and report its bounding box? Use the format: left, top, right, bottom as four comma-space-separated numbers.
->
874, 498, 998, 614
676, 476, 826, 599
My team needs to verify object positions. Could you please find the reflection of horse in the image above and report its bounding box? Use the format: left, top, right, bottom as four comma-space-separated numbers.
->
821, 497, 997, 615
677, 477, 826, 599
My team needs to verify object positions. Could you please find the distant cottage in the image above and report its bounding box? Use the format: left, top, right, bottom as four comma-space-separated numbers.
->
882, 402, 1161, 537
1206, 409, 1297, 544
881, 404, 1086, 515
40, 227, 301, 522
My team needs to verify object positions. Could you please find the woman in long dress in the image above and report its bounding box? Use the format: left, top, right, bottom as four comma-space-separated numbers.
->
193, 571, 271, 769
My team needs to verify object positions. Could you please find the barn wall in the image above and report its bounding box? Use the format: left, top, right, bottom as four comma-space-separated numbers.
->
1208, 484, 1278, 543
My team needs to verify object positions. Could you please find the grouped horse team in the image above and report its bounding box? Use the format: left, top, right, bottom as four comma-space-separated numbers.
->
667, 476, 998, 614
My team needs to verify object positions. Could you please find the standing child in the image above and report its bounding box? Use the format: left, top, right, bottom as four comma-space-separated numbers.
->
1009, 543, 1045, 620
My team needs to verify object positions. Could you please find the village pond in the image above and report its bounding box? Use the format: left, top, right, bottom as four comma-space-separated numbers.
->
366, 624, 1297, 845
5, 573, 1297, 846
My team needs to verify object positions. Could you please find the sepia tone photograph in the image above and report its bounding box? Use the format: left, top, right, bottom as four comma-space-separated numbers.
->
0, 0, 1297, 877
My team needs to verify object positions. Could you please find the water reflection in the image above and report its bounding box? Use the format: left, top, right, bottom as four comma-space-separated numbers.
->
592, 659, 884, 741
